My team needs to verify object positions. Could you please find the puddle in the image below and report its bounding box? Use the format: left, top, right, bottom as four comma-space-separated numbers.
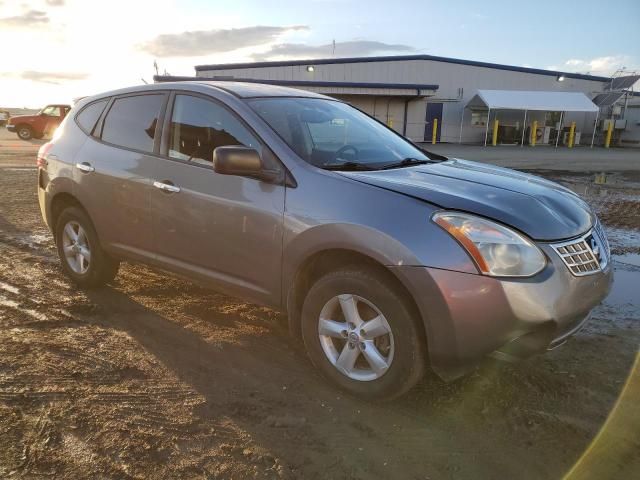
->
606, 268, 640, 312
546, 173, 640, 256
604, 254, 640, 315
8, 232, 54, 250
616, 253, 640, 268
559, 182, 640, 202
606, 227, 640, 254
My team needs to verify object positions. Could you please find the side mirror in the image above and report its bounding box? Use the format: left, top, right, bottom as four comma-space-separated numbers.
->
213, 146, 281, 182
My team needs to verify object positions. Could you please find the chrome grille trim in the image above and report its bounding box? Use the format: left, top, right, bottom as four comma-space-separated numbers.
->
551, 220, 610, 277
593, 219, 611, 269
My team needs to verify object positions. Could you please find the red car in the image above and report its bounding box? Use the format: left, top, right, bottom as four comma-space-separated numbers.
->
6, 104, 71, 140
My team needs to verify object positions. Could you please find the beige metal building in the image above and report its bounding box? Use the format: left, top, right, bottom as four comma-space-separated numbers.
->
192, 55, 613, 145
156, 54, 639, 147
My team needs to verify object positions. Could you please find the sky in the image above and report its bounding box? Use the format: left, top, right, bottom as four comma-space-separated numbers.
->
0, 0, 639, 108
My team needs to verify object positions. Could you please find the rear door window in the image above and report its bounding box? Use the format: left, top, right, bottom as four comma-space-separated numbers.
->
76, 99, 108, 135
168, 94, 261, 165
101, 94, 165, 153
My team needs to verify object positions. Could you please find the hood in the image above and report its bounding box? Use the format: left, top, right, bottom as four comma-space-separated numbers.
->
7, 114, 36, 124
340, 159, 593, 241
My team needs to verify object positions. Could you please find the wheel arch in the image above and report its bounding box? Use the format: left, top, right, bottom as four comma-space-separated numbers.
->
285, 247, 428, 356
50, 192, 90, 239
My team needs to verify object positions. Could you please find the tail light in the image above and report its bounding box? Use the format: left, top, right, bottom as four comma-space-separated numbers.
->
37, 142, 53, 168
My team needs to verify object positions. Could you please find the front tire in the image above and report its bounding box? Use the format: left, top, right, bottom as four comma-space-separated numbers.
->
17, 125, 33, 140
55, 206, 120, 288
301, 266, 426, 401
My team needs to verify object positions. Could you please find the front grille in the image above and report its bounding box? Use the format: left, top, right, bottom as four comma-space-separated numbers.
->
593, 219, 611, 268
551, 220, 610, 277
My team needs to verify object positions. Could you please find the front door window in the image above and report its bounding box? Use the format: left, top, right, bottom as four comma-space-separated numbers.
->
168, 94, 262, 166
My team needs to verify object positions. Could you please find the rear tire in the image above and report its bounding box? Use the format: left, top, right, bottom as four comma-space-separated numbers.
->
301, 266, 426, 401
55, 206, 120, 288
17, 125, 33, 140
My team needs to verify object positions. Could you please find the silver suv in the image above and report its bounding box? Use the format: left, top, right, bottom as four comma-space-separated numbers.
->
37, 82, 613, 400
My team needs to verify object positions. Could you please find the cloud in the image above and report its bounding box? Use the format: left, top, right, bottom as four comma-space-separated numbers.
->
549, 55, 638, 75
1, 70, 89, 84
140, 25, 309, 57
252, 40, 415, 61
0, 9, 49, 27
45, 0, 65, 5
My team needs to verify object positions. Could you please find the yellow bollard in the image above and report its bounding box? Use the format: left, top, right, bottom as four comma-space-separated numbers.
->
531, 120, 538, 146
492, 119, 499, 146
568, 121, 576, 148
604, 120, 613, 148
387, 117, 393, 128
432, 118, 438, 144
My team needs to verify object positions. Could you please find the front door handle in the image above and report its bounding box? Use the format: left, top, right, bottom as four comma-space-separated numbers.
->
153, 180, 181, 193
75, 162, 95, 173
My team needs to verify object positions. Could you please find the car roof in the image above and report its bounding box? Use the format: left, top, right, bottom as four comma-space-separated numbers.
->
80, 81, 331, 104
198, 81, 330, 99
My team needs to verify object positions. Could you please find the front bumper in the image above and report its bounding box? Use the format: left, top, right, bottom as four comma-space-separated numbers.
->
391, 244, 613, 380
6, 124, 16, 132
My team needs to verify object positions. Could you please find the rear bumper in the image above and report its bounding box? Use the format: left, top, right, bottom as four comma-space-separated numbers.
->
391, 246, 613, 380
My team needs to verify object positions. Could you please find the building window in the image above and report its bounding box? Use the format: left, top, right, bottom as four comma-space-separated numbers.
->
471, 110, 488, 127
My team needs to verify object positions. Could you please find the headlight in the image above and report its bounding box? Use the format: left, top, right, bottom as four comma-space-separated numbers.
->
432, 211, 546, 277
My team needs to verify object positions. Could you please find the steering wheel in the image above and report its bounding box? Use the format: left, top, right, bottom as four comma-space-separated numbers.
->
335, 144, 359, 161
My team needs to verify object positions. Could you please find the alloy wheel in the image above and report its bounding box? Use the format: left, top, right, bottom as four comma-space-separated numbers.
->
317, 294, 394, 382
61, 221, 91, 274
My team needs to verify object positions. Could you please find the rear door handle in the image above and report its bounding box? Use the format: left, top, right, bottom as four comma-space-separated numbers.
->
153, 180, 181, 193
75, 162, 95, 173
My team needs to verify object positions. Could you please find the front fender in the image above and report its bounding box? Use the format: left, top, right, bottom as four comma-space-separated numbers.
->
282, 222, 423, 296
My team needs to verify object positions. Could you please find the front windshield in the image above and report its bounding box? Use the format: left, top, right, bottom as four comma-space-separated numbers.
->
248, 97, 430, 170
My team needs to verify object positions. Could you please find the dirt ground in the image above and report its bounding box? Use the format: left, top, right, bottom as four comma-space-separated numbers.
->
1, 131, 639, 479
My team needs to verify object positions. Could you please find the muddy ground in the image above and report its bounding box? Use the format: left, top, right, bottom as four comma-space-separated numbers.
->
1, 134, 639, 479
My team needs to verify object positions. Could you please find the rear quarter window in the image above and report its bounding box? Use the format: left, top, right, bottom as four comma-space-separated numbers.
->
100, 94, 165, 153
75, 99, 108, 135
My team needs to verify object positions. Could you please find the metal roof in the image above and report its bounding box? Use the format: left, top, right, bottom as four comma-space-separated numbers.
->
608, 75, 640, 90
466, 90, 599, 112
195, 54, 611, 82
153, 75, 438, 94
592, 92, 625, 107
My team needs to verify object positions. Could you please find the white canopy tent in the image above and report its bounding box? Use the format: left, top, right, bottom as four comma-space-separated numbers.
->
461, 89, 600, 147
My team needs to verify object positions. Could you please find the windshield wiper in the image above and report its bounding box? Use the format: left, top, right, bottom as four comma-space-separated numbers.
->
380, 158, 432, 170
417, 147, 448, 161
321, 162, 377, 171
